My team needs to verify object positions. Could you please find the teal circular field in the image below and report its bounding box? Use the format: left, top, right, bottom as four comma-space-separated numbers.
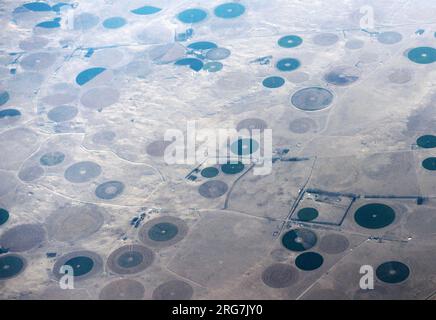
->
131, 5, 161, 15
276, 58, 301, 71
214, 3, 245, 19
282, 228, 317, 252
0, 91, 10, 106
76, 67, 106, 86
103, 17, 126, 29
23, 2, 51, 11
0, 208, 9, 226
175, 58, 204, 72
64, 256, 94, 277
0, 255, 25, 279
422, 157, 436, 170
230, 138, 259, 156
201, 167, 219, 178
177, 8, 207, 24
221, 161, 245, 174
36, 18, 61, 29
376, 261, 410, 284
188, 41, 217, 51
354, 203, 395, 229
417, 135, 436, 149
203, 61, 223, 72
148, 222, 179, 242
262, 76, 285, 88
295, 252, 324, 271
297, 207, 319, 221
0, 109, 21, 119
278, 35, 303, 48
407, 47, 436, 64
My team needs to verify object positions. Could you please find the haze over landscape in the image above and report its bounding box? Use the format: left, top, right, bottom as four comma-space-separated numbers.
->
1, 0, 436, 300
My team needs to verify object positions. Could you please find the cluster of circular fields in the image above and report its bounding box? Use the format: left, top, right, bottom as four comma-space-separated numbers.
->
262, 227, 326, 289
197, 160, 247, 199
2, 0, 430, 300
416, 135, 436, 170
176, 40, 231, 72
260, 34, 304, 89
173, 3, 246, 72
46, 215, 192, 299
15, 1, 164, 30
176, 2, 245, 24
